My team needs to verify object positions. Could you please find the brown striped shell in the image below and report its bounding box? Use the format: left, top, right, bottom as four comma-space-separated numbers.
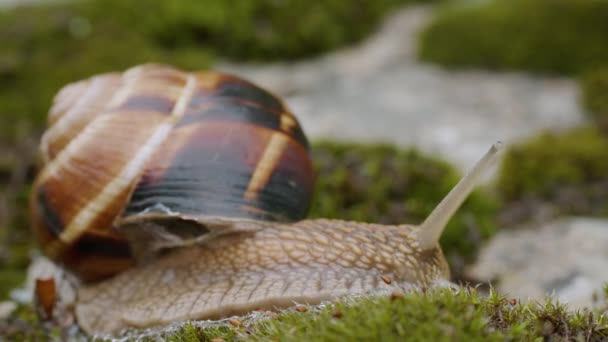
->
30, 64, 314, 282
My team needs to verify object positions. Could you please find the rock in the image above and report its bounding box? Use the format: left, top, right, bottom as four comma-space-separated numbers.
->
219, 5, 584, 172
0, 301, 17, 320
468, 217, 608, 309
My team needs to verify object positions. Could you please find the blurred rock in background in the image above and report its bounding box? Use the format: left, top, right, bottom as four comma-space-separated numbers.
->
469, 218, 608, 309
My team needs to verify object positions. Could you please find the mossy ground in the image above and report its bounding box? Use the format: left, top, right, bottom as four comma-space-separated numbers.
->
418, 0, 608, 75
497, 127, 608, 225
4, 287, 608, 341
151, 288, 608, 341
582, 67, 608, 132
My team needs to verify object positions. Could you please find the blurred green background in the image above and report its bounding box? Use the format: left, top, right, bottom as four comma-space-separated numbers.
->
0, 0, 607, 325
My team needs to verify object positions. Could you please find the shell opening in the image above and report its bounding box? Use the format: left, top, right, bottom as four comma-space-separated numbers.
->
117, 215, 267, 262
118, 217, 209, 262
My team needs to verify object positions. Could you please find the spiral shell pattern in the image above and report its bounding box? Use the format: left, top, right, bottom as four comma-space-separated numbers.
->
30, 64, 314, 281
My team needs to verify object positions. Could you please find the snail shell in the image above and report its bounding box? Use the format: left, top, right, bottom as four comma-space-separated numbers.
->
30, 64, 314, 282
30, 64, 502, 335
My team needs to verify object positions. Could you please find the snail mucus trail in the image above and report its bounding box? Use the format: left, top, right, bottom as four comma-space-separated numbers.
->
29, 64, 503, 335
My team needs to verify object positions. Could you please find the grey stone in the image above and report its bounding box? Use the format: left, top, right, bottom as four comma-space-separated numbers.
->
468, 217, 608, 309
0, 301, 17, 320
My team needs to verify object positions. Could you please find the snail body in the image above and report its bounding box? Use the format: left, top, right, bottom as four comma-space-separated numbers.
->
30, 64, 501, 335
76, 220, 449, 333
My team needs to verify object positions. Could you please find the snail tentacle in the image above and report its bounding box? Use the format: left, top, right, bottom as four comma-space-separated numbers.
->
417, 142, 503, 250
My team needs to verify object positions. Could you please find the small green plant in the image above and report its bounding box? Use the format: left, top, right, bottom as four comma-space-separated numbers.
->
311, 142, 498, 274
582, 67, 608, 132
419, 0, 608, 75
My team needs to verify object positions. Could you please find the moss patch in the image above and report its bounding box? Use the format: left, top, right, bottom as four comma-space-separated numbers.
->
79, 0, 437, 62
244, 288, 608, 341
311, 142, 498, 277
0, 183, 34, 301
418, 0, 608, 75
497, 126, 608, 225
582, 67, 608, 132
0, 2, 214, 143
6, 287, 608, 341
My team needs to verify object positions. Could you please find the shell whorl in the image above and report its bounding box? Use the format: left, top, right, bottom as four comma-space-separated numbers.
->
31, 64, 314, 281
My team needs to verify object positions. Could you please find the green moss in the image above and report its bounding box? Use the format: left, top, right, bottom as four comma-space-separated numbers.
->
0, 2, 214, 143
80, 0, 434, 62
0, 183, 34, 300
251, 289, 502, 341
582, 67, 608, 132
0, 269, 25, 302
419, 0, 608, 75
91, 287, 608, 341
5, 286, 608, 340
249, 289, 608, 341
497, 127, 608, 222
0, 303, 68, 341
310, 142, 498, 275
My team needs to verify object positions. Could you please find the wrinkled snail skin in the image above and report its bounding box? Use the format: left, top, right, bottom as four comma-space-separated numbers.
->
76, 220, 449, 334
30, 64, 502, 335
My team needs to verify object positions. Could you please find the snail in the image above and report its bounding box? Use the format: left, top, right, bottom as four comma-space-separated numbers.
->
29, 64, 502, 335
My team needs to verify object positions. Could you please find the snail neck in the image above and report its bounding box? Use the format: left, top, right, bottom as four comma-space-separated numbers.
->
417, 142, 503, 250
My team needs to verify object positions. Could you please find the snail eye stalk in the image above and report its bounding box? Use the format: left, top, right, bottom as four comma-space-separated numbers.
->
418, 141, 503, 250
